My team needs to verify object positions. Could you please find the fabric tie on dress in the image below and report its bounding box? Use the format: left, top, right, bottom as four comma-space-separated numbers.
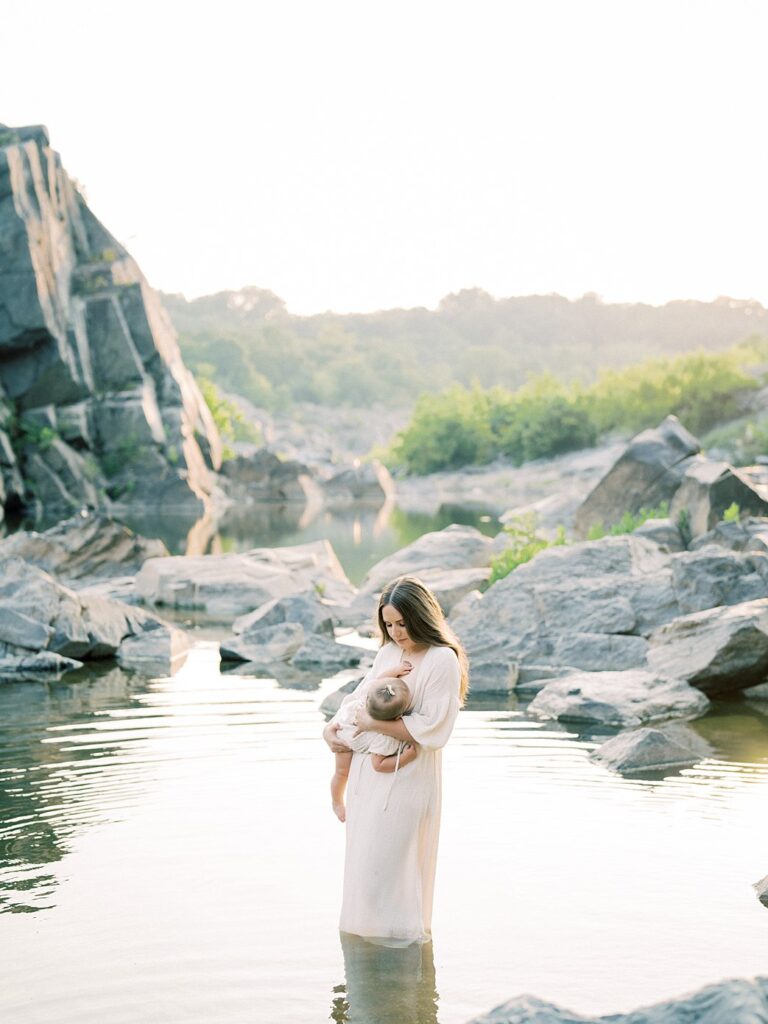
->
382, 742, 405, 811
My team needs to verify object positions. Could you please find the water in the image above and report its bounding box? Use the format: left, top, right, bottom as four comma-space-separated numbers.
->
1, 645, 768, 1023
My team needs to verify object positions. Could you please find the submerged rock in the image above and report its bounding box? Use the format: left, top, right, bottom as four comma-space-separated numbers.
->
590, 724, 713, 774
466, 976, 768, 1023
291, 634, 370, 673
527, 670, 709, 727
319, 675, 365, 716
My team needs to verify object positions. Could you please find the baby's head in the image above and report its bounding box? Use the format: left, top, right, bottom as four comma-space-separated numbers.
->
366, 678, 410, 721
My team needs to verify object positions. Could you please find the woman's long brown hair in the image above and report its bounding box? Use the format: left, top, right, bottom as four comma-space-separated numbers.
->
377, 575, 470, 704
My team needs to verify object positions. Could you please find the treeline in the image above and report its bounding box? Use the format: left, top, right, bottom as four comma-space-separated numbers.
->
163, 286, 768, 410
386, 341, 768, 474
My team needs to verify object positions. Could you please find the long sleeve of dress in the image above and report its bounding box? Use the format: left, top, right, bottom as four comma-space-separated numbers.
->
403, 647, 461, 752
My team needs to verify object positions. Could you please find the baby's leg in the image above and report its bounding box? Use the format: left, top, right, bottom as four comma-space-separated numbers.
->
331, 750, 353, 822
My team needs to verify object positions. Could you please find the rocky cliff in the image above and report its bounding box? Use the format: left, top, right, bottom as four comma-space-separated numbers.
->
0, 123, 222, 527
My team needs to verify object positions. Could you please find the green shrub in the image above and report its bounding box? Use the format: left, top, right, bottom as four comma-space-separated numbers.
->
722, 501, 741, 523
586, 501, 670, 541
197, 375, 262, 448
489, 515, 566, 584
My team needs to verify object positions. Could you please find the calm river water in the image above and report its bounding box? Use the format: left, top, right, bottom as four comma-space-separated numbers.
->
1, 641, 768, 1023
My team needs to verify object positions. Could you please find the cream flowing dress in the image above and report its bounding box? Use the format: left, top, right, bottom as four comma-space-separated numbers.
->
331, 641, 461, 946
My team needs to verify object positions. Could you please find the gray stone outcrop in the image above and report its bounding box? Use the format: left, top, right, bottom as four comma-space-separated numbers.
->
574, 415, 700, 539
670, 458, 768, 537
647, 599, 768, 695
453, 529, 768, 697
359, 524, 494, 595
0, 123, 221, 523
232, 591, 337, 636
217, 449, 315, 505
589, 724, 713, 774
0, 555, 189, 676
136, 540, 356, 618
0, 513, 167, 581
754, 875, 768, 908
527, 670, 709, 727
465, 977, 768, 1023
322, 459, 394, 507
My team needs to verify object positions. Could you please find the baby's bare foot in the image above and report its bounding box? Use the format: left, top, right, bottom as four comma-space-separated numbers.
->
333, 800, 346, 823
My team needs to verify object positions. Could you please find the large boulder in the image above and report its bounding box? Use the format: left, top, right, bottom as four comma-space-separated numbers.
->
574, 416, 700, 539
232, 590, 337, 636
527, 669, 709, 727
0, 556, 189, 675
322, 459, 394, 507
0, 513, 168, 581
647, 599, 768, 695
754, 875, 768, 908
589, 724, 713, 773
466, 977, 768, 1024
670, 548, 768, 614
670, 459, 768, 538
220, 622, 306, 664
136, 540, 356, 618
359, 524, 494, 595
217, 448, 314, 504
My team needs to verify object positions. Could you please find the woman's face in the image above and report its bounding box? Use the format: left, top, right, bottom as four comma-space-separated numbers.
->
381, 604, 412, 648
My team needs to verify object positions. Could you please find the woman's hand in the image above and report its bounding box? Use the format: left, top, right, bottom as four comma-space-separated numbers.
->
323, 721, 352, 753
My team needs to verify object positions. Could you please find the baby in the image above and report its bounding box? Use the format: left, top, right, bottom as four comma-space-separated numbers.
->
330, 663, 419, 822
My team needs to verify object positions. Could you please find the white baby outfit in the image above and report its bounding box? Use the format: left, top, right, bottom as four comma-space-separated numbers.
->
334, 696, 402, 756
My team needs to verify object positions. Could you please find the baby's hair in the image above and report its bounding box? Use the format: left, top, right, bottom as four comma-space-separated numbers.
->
367, 678, 410, 721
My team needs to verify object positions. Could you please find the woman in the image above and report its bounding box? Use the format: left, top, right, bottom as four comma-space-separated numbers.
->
323, 575, 469, 947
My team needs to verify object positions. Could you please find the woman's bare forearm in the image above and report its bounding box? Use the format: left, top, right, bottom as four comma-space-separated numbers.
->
371, 744, 418, 773
367, 716, 414, 743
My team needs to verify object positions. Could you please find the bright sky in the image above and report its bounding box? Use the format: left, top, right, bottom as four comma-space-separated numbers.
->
2, 0, 766, 314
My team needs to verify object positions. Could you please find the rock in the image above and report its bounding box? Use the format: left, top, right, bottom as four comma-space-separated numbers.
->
136, 539, 355, 617
647, 599, 768, 695
670, 458, 768, 538
527, 669, 709, 727
449, 588, 484, 622
219, 622, 306, 663
452, 536, 669, 691
323, 459, 394, 507
754, 875, 768, 907
0, 642, 82, 678
631, 517, 685, 552
0, 555, 185, 673
574, 415, 700, 539
116, 623, 190, 675
670, 548, 768, 614
359, 524, 495, 595
0, 125, 221, 524
0, 513, 168, 581
743, 681, 768, 700
689, 517, 768, 552
232, 591, 336, 636
319, 675, 364, 716
590, 724, 713, 773
218, 448, 314, 503
465, 977, 768, 1023
417, 566, 491, 615
291, 634, 370, 673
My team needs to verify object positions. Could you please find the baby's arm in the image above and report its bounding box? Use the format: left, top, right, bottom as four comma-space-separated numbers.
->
374, 663, 411, 682
371, 743, 419, 773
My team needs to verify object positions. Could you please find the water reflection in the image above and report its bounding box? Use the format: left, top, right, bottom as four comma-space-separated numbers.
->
333, 933, 438, 1024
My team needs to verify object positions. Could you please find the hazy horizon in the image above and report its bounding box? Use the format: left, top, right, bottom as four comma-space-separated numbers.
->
3, 0, 767, 315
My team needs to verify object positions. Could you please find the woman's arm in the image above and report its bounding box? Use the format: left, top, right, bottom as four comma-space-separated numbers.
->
353, 708, 414, 743
371, 744, 418, 773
